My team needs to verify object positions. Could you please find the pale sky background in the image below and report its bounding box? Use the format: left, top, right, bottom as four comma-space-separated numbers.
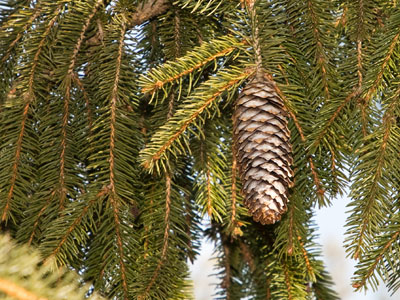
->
190, 194, 393, 299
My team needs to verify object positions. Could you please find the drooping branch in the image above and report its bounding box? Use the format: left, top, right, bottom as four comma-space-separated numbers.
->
72, 74, 93, 134
108, 20, 129, 300
353, 231, 400, 290
307, 0, 330, 99
0, 5, 62, 222
1, 102, 29, 222
140, 173, 172, 298
352, 87, 400, 260
0, 5, 42, 64
43, 198, 98, 264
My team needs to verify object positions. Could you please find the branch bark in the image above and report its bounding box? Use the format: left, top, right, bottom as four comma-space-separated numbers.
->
128, 0, 170, 27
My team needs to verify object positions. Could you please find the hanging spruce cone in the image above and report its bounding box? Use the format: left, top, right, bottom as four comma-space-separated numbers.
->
233, 74, 293, 225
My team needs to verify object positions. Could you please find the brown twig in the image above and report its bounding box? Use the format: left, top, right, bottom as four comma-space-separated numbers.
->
127, 0, 170, 27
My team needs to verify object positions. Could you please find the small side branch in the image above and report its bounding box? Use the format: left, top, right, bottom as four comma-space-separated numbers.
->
1, 6, 61, 222
230, 153, 239, 233
142, 46, 238, 93
283, 262, 293, 300
297, 234, 314, 280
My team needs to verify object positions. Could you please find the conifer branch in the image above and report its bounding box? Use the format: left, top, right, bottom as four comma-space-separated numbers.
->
364, 32, 400, 102
306, 0, 330, 99
312, 2, 367, 147
142, 46, 236, 93
283, 262, 293, 300
0, 6, 42, 64
174, 11, 181, 58
352, 88, 400, 259
44, 197, 98, 263
29, 5, 61, 91
27, 197, 52, 245
109, 194, 128, 300
311, 89, 359, 149
264, 73, 325, 197
308, 158, 325, 198
360, 104, 368, 137
58, 1, 102, 210
67, 0, 104, 77
167, 93, 175, 119
286, 201, 295, 255
141, 174, 172, 297
108, 20, 129, 300
353, 231, 400, 290
1, 101, 29, 222
72, 74, 93, 133
1, 7, 62, 224
357, 40, 363, 88
0, 278, 48, 300
230, 154, 239, 234
142, 68, 253, 170
140, 36, 242, 93
221, 238, 231, 296
360, 31, 400, 136
59, 86, 70, 210
206, 160, 212, 217
297, 234, 315, 280
0, 4, 62, 222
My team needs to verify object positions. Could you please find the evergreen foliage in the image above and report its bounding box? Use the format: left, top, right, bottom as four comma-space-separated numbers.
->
0, 234, 104, 300
1, 0, 400, 299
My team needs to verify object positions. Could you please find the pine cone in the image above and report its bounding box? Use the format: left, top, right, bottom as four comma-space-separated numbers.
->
233, 74, 293, 225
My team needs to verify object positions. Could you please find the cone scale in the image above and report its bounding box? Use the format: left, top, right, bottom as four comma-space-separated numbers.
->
233, 74, 293, 225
